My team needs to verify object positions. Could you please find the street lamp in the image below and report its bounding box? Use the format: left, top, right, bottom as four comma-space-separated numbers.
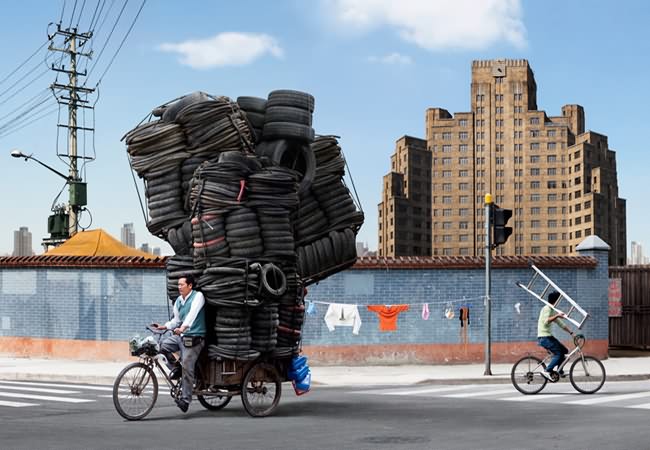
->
10, 149, 87, 248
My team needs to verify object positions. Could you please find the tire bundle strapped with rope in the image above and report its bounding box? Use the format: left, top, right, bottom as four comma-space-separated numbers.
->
125, 89, 364, 363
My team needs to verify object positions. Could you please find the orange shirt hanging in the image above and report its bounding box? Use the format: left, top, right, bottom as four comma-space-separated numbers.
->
367, 305, 410, 331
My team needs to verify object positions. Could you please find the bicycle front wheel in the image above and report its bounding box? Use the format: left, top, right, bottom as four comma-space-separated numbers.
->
113, 362, 159, 420
511, 356, 548, 395
569, 355, 606, 394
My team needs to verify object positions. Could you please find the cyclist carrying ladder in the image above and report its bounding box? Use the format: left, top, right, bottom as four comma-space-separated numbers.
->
538, 291, 574, 380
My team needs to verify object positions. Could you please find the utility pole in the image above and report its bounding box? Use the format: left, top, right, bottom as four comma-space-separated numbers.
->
48, 24, 94, 239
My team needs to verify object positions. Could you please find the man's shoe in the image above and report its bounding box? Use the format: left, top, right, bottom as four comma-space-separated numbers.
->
541, 371, 557, 382
559, 370, 567, 378
170, 366, 182, 380
175, 398, 189, 413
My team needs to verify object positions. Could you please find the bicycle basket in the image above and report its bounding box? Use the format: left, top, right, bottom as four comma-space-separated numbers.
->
129, 335, 159, 357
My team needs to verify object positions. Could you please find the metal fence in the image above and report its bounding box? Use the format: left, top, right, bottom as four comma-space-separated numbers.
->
609, 266, 650, 348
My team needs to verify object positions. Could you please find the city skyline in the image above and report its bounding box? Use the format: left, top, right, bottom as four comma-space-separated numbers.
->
2, 1, 650, 259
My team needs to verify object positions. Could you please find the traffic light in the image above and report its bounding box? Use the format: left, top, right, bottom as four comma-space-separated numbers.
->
492, 205, 513, 248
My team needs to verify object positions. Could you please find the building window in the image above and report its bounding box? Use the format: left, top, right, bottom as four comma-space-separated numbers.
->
442, 196, 452, 204
442, 170, 452, 177
547, 207, 557, 215
575, 230, 582, 238
547, 155, 557, 163
530, 155, 540, 163
530, 168, 540, 176
459, 119, 468, 127
547, 194, 557, 201
531, 233, 540, 241
530, 181, 540, 189
443, 209, 452, 217
442, 157, 452, 165
442, 235, 452, 242
459, 195, 469, 204
547, 180, 557, 189
496, 157, 504, 165
548, 220, 557, 228
530, 193, 541, 201
442, 145, 452, 153
459, 208, 469, 216
459, 144, 468, 152
459, 132, 468, 140
442, 132, 452, 140
530, 117, 540, 125
476, 132, 484, 140
459, 183, 469, 190
530, 130, 540, 138
531, 246, 541, 254
547, 130, 556, 137
443, 221, 452, 229
531, 220, 541, 228
548, 168, 557, 176
459, 157, 469, 165
547, 142, 556, 150
531, 207, 541, 215
530, 142, 540, 150
459, 234, 469, 242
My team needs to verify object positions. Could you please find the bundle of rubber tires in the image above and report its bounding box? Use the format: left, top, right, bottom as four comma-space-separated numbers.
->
126, 89, 364, 360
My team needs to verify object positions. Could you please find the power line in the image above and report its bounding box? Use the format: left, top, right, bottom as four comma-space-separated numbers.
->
75, 0, 87, 29
0, 66, 51, 107
85, 0, 127, 82
0, 40, 49, 87
0, 88, 50, 123
0, 96, 57, 134
59, 0, 67, 24
0, 104, 59, 139
68, 0, 78, 29
95, 0, 146, 87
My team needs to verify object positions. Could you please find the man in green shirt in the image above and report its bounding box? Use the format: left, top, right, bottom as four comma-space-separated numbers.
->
538, 291, 574, 379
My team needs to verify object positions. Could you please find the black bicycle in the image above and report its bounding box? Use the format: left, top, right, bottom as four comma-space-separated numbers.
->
113, 326, 283, 420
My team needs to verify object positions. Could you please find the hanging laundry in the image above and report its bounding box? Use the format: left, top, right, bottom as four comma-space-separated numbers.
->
459, 306, 470, 327
514, 302, 521, 314
444, 302, 455, 319
306, 300, 316, 316
367, 304, 409, 331
324, 304, 362, 335
422, 303, 430, 321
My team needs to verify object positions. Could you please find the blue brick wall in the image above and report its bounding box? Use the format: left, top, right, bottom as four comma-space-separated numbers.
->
0, 250, 609, 350
0, 268, 167, 341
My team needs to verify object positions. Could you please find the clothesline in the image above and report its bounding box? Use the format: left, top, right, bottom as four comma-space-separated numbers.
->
308, 295, 486, 307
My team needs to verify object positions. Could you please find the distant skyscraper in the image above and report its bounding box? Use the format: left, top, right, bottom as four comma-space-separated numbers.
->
153, 247, 161, 256
140, 243, 150, 253
121, 223, 135, 248
630, 241, 644, 265
12, 226, 32, 256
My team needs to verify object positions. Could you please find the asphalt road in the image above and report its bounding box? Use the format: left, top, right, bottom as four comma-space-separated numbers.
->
1, 379, 650, 450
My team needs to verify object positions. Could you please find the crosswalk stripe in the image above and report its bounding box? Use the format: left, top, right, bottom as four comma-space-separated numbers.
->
0, 383, 79, 395
564, 391, 650, 406
0, 392, 94, 403
0, 400, 39, 407
377, 385, 480, 396
444, 388, 514, 398
502, 394, 568, 402
628, 402, 650, 410
0, 381, 113, 392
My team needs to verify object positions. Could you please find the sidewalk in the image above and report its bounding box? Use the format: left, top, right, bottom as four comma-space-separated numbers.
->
0, 356, 648, 386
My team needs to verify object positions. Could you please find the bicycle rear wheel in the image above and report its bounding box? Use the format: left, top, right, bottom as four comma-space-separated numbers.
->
511, 356, 548, 395
569, 355, 606, 394
113, 362, 159, 420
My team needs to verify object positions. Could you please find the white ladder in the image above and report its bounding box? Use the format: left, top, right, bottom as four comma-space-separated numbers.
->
516, 264, 589, 329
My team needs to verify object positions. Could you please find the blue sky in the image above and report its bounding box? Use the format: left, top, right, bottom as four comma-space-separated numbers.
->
1, 0, 649, 258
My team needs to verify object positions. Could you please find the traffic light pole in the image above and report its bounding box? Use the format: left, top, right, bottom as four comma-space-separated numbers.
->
484, 194, 493, 376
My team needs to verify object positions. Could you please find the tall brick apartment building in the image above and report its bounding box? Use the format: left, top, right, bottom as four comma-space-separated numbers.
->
379, 59, 626, 265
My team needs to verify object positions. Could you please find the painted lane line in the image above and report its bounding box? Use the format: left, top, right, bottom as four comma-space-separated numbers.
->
0, 381, 113, 392
0, 383, 80, 395
564, 391, 650, 406
0, 399, 39, 407
444, 388, 515, 398
502, 394, 568, 402
0, 392, 94, 403
628, 402, 650, 410
353, 385, 481, 396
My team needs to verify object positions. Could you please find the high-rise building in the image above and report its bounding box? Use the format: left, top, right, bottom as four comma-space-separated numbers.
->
121, 223, 135, 248
140, 243, 150, 253
152, 247, 161, 257
630, 241, 644, 265
380, 59, 627, 265
12, 226, 33, 256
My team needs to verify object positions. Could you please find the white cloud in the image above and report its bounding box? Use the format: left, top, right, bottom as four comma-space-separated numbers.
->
367, 52, 413, 65
326, 0, 527, 51
158, 32, 284, 69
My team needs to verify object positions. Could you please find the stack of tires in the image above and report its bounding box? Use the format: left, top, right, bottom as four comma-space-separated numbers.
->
125, 89, 364, 359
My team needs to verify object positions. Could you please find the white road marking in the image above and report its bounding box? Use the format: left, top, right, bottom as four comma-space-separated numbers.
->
564, 391, 650, 406
444, 388, 515, 398
502, 394, 568, 402
0, 391, 94, 403
372, 385, 481, 396
0, 381, 113, 391
0, 383, 80, 394
628, 402, 650, 410
0, 399, 39, 407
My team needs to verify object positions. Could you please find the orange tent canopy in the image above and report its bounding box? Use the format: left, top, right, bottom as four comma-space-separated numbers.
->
45, 229, 156, 258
